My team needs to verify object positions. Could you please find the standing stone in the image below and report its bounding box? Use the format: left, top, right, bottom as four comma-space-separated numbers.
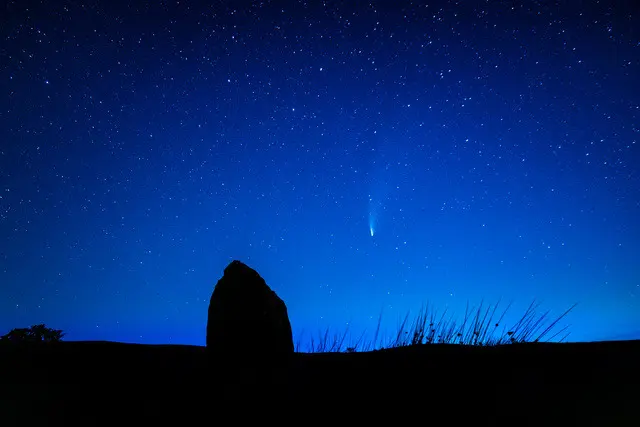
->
206, 260, 294, 374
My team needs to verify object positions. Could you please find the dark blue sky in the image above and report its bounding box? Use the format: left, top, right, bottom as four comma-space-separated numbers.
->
1, 1, 638, 345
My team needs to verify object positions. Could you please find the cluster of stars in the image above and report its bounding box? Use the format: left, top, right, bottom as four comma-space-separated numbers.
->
0, 0, 638, 344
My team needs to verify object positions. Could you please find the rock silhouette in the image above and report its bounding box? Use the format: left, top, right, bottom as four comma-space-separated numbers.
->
206, 260, 294, 363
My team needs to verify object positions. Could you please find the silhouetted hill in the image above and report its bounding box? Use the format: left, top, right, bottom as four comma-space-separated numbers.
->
1, 340, 639, 425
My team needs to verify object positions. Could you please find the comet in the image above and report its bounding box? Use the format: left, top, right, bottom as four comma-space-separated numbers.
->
368, 212, 376, 237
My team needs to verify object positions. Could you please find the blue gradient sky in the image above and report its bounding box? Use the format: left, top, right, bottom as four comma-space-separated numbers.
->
1, 1, 638, 346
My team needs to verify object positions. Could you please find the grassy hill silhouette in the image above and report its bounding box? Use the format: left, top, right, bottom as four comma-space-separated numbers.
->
1, 322, 638, 425
1, 265, 637, 425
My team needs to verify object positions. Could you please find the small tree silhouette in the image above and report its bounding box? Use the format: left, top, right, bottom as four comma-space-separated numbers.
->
0, 324, 65, 343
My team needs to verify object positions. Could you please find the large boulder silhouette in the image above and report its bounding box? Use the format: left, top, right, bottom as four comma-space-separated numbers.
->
206, 260, 294, 363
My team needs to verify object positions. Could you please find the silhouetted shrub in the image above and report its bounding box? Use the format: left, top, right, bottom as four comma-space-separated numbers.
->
0, 324, 65, 343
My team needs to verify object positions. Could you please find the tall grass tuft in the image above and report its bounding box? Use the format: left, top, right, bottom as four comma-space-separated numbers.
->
296, 299, 576, 353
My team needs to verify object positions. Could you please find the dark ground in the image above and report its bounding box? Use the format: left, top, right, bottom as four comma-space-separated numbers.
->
1, 340, 638, 425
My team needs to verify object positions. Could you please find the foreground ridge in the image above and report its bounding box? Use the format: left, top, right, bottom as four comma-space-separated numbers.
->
1, 339, 638, 424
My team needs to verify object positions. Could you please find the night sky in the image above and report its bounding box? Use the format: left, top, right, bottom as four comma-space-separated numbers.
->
1, 1, 639, 346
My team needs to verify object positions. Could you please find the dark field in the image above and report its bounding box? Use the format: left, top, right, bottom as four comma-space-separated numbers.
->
1, 340, 639, 425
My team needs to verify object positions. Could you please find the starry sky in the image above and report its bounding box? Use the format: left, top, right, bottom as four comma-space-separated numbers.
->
1, 1, 639, 346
